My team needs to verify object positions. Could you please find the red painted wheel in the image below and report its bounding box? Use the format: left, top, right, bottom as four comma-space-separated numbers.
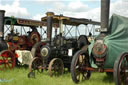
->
114, 52, 128, 85
29, 31, 41, 45
0, 50, 15, 70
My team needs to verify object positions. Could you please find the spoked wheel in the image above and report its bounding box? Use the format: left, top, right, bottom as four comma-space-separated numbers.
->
28, 57, 43, 78
114, 52, 128, 85
71, 49, 91, 83
29, 31, 41, 45
31, 42, 46, 58
0, 50, 15, 70
48, 58, 64, 77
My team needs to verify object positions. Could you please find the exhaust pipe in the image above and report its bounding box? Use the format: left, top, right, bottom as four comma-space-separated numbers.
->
101, 0, 110, 32
0, 10, 5, 39
92, 0, 110, 66
0, 10, 8, 52
46, 12, 54, 43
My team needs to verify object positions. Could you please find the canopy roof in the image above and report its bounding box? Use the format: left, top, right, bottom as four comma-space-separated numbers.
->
4, 13, 100, 28
41, 12, 100, 26
4, 17, 47, 27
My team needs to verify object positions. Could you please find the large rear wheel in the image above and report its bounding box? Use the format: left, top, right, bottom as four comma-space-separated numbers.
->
31, 42, 45, 58
29, 31, 41, 45
114, 52, 128, 85
71, 48, 91, 83
77, 35, 90, 49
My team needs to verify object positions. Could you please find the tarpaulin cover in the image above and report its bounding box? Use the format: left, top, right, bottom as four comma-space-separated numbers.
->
88, 14, 128, 69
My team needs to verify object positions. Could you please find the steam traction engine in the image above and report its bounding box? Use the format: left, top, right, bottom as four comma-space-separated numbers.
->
28, 12, 100, 77
0, 10, 46, 70
70, 0, 128, 85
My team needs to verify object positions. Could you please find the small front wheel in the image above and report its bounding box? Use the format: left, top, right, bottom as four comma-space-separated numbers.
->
48, 58, 64, 77
28, 57, 43, 78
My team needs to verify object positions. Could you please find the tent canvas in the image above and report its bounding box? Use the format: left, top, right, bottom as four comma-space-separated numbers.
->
89, 14, 128, 68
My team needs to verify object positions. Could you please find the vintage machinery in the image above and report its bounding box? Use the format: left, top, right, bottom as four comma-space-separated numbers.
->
70, 0, 128, 85
0, 10, 46, 70
28, 12, 100, 77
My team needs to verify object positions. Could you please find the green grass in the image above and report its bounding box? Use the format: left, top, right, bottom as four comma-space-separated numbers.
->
0, 67, 115, 85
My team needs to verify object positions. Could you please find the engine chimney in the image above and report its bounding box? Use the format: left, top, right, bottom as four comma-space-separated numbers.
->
0, 10, 8, 52
46, 12, 54, 43
0, 10, 5, 39
92, 0, 110, 67
101, 0, 110, 32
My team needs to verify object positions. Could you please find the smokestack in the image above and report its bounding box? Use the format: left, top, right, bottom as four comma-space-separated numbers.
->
0, 10, 5, 40
101, 0, 110, 32
46, 12, 54, 43
0, 10, 8, 52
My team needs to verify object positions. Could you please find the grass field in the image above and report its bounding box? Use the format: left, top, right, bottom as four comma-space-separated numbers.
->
0, 67, 115, 85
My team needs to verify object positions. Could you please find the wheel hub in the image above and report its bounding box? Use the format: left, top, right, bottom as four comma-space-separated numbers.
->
41, 47, 48, 57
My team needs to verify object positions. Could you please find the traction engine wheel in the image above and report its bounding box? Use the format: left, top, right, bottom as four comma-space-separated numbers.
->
48, 58, 64, 77
114, 52, 128, 85
28, 57, 43, 78
29, 32, 41, 45
71, 47, 91, 83
31, 42, 46, 58
0, 50, 15, 70
78, 35, 90, 49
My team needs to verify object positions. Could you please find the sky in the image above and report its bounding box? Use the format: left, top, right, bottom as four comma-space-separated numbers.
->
0, 0, 128, 22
